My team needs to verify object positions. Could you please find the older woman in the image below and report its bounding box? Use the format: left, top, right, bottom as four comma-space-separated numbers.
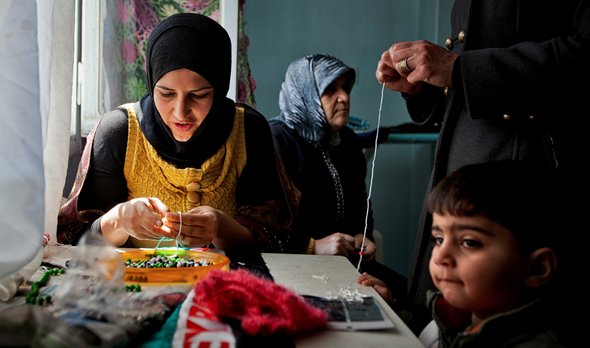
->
271, 54, 406, 301
58, 13, 294, 252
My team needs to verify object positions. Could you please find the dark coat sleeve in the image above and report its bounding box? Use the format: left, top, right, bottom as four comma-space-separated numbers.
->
457, 0, 590, 121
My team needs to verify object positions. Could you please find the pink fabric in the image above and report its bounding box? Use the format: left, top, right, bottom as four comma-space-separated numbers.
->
194, 269, 328, 336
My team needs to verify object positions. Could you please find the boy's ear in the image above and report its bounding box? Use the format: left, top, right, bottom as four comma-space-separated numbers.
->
524, 247, 557, 288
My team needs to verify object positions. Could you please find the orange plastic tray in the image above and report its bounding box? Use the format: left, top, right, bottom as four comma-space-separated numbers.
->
119, 248, 230, 284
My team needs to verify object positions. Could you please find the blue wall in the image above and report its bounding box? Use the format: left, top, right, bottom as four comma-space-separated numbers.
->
244, 0, 452, 277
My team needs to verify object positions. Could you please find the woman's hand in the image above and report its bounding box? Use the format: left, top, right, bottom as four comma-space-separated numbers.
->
314, 233, 356, 257
161, 206, 219, 247
100, 197, 170, 246
354, 234, 376, 262
162, 205, 257, 249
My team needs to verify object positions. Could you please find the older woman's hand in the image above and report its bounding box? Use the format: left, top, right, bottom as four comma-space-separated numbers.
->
314, 233, 356, 257
354, 234, 376, 262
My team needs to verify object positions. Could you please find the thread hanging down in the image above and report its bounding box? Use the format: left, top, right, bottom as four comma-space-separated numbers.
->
176, 212, 183, 244
348, 82, 386, 291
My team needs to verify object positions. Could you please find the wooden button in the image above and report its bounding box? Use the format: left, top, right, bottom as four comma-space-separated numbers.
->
187, 191, 201, 204
186, 182, 200, 191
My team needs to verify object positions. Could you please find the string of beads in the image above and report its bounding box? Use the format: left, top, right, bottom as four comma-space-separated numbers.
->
25, 268, 64, 305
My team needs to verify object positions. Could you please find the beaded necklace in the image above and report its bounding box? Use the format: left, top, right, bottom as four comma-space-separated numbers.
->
25, 268, 64, 305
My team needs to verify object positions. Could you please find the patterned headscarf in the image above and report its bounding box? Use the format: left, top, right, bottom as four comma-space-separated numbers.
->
139, 12, 235, 168
277, 54, 355, 144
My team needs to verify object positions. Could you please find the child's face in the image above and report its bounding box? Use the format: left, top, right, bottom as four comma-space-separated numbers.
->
429, 212, 530, 320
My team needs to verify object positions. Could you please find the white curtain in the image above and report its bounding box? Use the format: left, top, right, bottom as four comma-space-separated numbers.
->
0, 0, 73, 288
38, 0, 75, 244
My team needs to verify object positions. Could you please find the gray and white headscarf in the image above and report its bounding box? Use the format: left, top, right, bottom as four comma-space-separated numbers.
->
277, 54, 355, 145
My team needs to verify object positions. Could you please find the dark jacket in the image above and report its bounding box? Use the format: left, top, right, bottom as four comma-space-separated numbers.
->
428, 292, 575, 348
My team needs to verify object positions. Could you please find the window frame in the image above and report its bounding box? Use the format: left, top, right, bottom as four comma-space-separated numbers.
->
73, 0, 239, 137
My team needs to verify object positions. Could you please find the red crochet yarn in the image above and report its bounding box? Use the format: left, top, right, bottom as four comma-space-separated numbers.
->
194, 269, 328, 336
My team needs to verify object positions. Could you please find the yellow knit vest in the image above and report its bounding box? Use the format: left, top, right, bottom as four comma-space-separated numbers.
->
122, 103, 247, 247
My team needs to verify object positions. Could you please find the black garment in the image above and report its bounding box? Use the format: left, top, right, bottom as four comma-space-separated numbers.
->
428, 292, 575, 348
271, 122, 408, 302
271, 122, 373, 248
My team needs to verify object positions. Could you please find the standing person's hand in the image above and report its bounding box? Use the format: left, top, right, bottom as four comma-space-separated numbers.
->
376, 48, 422, 94
377, 40, 458, 94
101, 197, 170, 246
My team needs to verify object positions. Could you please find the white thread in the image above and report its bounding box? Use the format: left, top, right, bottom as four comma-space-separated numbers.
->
312, 274, 329, 282
154, 212, 184, 250
176, 211, 182, 249
351, 82, 386, 285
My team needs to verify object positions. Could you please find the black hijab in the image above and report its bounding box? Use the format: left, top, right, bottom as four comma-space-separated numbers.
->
140, 13, 235, 168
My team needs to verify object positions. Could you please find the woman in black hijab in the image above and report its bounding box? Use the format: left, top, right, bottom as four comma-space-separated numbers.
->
57, 13, 294, 252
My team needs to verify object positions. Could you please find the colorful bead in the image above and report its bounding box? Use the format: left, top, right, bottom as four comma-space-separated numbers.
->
124, 254, 212, 269
25, 268, 64, 306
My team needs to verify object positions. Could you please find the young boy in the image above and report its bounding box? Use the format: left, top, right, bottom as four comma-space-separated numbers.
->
358, 160, 572, 347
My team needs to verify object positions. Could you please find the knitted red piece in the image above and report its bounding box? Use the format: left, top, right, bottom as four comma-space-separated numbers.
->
194, 269, 328, 336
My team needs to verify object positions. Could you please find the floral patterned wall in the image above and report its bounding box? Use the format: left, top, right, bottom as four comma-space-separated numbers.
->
102, 0, 256, 111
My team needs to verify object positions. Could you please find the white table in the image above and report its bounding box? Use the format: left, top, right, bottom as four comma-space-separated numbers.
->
262, 253, 424, 348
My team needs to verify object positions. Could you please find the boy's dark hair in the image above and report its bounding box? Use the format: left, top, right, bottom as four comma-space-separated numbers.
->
427, 160, 563, 252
